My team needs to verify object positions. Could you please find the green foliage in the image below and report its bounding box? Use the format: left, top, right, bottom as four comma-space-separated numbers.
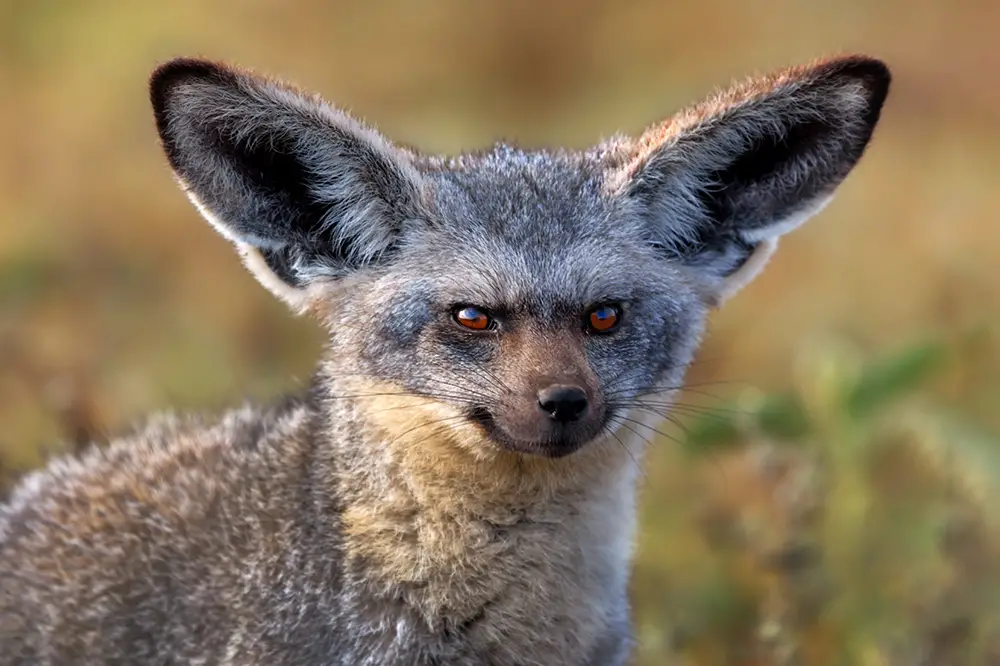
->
682, 340, 950, 454
843, 341, 949, 420
633, 337, 1000, 665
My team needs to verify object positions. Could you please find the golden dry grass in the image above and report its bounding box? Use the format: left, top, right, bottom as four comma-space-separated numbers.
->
2, 1, 999, 663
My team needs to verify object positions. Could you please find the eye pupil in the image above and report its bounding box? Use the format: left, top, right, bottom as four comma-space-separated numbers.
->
455, 306, 491, 330
587, 304, 620, 333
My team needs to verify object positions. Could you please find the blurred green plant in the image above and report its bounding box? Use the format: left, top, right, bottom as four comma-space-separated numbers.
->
681, 338, 950, 454
633, 336, 1000, 666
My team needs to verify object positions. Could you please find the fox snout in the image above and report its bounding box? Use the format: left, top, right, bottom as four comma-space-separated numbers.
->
469, 332, 610, 458
471, 385, 607, 458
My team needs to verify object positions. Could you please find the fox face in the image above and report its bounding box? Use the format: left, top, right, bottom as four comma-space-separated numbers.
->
336, 149, 709, 457
150, 57, 889, 459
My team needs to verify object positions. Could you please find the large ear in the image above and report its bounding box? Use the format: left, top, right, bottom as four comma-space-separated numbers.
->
609, 56, 891, 304
149, 58, 427, 313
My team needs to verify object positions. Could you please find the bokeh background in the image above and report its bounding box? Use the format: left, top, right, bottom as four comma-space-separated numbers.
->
2, 1, 999, 663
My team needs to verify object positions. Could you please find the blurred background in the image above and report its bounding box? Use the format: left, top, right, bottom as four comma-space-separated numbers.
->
2, 1, 999, 663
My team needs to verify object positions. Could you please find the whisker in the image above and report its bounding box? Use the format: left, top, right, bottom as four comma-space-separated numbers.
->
605, 379, 742, 401
420, 379, 500, 406
607, 414, 651, 447
603, 420, 646, 481
617, 407, 699, 440
382, 414, 473, 450
319, 369, 506, 409
325, 389, 483, 405
612, 401, 744, 421
607, 401, 734, 423
613, 415, 689, 450
445, 350, 514, 398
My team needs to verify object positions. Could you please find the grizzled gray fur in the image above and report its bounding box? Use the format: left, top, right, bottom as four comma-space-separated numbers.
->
0, 55, 890, 665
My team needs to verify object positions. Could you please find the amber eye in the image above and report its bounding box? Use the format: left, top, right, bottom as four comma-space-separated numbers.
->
586, 304, 621, 333
454, 306, 492, 331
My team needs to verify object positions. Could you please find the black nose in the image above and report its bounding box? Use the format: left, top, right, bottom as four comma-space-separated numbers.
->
537, 385, 589, 423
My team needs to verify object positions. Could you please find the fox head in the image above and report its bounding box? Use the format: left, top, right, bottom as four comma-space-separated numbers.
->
150, 57, 889, 459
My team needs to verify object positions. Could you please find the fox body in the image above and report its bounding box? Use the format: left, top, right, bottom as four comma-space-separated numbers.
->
0, 56, 890, 665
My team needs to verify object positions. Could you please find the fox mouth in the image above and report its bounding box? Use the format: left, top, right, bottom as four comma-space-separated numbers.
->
465, 406, 605, 458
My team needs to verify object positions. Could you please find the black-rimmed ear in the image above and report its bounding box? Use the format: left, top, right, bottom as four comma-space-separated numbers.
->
609, 56, 890, 304
150, 58, 426, 312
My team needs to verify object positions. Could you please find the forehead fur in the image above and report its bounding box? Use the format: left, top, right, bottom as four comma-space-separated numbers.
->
406, 143, 692, 311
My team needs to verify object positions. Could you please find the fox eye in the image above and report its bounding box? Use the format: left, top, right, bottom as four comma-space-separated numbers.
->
586, 304, 621, 334
453, 305, 493, 331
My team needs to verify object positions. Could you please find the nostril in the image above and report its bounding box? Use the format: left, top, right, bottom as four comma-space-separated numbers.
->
536, 385, 589, 423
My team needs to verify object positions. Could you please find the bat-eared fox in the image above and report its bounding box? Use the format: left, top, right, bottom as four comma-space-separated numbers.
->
0, 55, 890, 665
